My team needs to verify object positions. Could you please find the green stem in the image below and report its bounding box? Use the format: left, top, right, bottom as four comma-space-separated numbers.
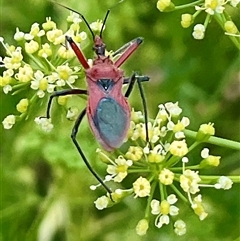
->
200, 175, 240, 183
170, 164, 200, 172
170, 183, 188, 203
128, 169, 151, 173
185, 129, 240, 151
145, 180, 157, 219
214, 12, 240, 50
175, 0, 203, 10
26, 53, 45, 69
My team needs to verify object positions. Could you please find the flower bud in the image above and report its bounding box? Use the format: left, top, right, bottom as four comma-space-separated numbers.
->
196, 123, 215, 142
16, 98, 29, 113
181, 14, 193, 28
157, 0, 175, 12
136, 219, 149, 236
200, 155, 221, 168
224, 21, 238, 34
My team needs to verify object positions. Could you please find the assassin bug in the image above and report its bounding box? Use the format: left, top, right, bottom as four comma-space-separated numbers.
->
44, 2, 150, 194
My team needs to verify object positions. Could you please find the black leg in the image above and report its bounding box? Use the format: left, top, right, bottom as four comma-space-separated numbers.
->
45, 89, 88, 118
124, 73, 150, 144
71, 108, 112, 194
123, 75, 149, 85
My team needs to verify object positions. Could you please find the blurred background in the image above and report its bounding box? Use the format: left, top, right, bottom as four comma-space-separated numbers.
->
1, 0, 239, 240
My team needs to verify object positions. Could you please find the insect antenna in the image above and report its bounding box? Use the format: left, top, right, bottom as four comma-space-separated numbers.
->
99, 0, 125, 39
100, 9, 110, 39
51, 1, 95, 41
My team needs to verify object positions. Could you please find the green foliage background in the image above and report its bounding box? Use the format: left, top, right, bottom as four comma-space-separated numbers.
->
1, 0, 239, 240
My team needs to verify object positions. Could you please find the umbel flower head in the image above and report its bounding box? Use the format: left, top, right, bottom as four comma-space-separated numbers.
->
1, 8, 238, 238
156, 0, 240, 49
1, 13, 91, 129
92, 102, 235, 236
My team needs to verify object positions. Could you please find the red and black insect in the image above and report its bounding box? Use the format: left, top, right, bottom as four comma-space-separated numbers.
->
45, 3, 150, 194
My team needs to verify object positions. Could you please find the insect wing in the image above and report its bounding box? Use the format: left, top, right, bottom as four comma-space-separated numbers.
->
88, 97, 130, 151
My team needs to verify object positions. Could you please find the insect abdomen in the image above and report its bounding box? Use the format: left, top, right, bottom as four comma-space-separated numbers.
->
93, 97, 129, 149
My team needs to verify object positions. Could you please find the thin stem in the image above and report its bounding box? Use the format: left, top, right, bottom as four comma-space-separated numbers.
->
214, 12, 240, 50
175, 0, 203, 10
170, 183, 188, 203
184, 129, 240, 151
145, 180, 157, 219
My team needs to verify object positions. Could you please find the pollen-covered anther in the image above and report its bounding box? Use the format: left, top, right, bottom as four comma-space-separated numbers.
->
180, 169, 201, 194
133, 176, 151, 198
125, 146, 143, 161
159, 168, 174, 185
169, 140, 188, 157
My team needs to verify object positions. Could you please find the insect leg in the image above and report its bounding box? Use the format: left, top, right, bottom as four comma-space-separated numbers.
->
45, 89, 88, 118
65, 36, 90, 69
113, 37, 142, 58
114, 37, 143, 68
123, 75, 149, 85
124, 73, 150, 144
71, 108, 112, 194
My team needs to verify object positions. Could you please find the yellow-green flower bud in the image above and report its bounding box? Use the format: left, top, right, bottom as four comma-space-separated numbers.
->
157, 0, 175, 12
200, 155, 221, 168
224, 21, 238, 34
169, 140, 188, 157
136, 219, 149, 236
14, 28, 25, 41
196, 123, 215, 142
57, 46, 75, 59
125, 146, 143, 161
148, 152, 165, 163
16, 98, 29, 113
57, 96, 68, 106
181, 14, 193, 28
38, 43, 52, 58
25, 40, 39, 54
111, 188, 132, 203
42, 17, 56, 31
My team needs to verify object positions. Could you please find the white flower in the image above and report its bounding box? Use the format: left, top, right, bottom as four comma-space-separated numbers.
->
151, 194, 179, 228
67, 12, 82, 24
106, 156, 132, 182
2, 115, 16, 129
31, 70, 55, 98
14, 27, 25, 41
191, 194, 208, 220
159, 168, 175, 185
94, 196, 109, 210
230, 0, 240, 7
35, 117, 53, 132
174, 220, 187, 236
204, 0, 226, 15
90, 20, 104, 32
215, 176, 233, 190
201, 148, 210, 158
165, 102, 182, 116
66, 107, 79, 121
133, 176, 151, 198
180, 169, 201, 194
192, 24, 205, 40
3, 85, 12, 94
